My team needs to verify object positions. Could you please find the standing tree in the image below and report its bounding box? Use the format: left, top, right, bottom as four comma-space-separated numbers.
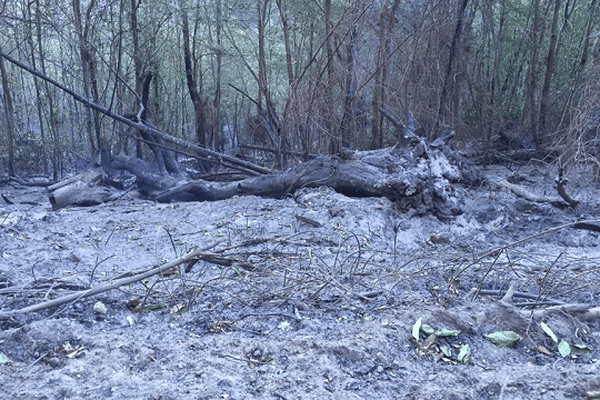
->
0, 46, 15, 176
371, 0, 400, 149
181, 11, 209, 148
72, 0, 102, 153
538, 0, 564, 147
437, 0, 469, 134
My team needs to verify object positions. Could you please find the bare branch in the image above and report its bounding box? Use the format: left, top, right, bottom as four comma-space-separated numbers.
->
0, 50, 270, 176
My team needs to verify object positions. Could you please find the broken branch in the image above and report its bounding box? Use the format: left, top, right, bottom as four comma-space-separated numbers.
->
0, 244, 216, 320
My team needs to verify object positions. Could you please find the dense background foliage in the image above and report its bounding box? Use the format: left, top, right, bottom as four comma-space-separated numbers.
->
0, 0, 599, 177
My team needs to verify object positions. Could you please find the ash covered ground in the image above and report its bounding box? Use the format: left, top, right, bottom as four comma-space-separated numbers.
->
1, 163, 600, 399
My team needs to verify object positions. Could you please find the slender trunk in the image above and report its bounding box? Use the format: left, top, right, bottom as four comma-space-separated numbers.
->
130, 0, 145, 157
371, 0, 390, 150
72, 0, 94, 152
275, 0, 296, 158
182, 13, 207, 147
370, 0, 400, 149
73, 0, 101, 153
0, 48, 14, 176
538, 0, 562, 147
32, 0, 48, 173
324, 0, 338, 154
257, 0, 284, 166
275, 0, 293, 86
482, 0, 503, 145
591, 30, 600, 172
257, 0, 268, 112
340, 25, 358, 149
594, 31, 600, 65
212, 0, 223, 152
48, 85, 59, 180
438, 0, 469, 133
26, 0, 59, 177
84, 0, 102, 150
579, 0, 597, 68
32, 19, 61, 179
525, 0, 542, 149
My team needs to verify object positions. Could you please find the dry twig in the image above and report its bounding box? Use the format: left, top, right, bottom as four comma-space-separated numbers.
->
451, 219, 600, 283
0, 244, 216, 320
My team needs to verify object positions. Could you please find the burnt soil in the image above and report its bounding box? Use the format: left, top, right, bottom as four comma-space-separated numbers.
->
1, 163, 600, 399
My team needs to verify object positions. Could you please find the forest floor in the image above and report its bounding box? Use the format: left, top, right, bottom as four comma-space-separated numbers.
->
1, 162, 600, 399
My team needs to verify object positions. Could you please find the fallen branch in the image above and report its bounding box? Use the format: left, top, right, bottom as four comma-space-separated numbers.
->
572, 221, 600, 232
474, 288, 565, 306
524, 303, 600, 321
494, 166, 580, 209
579, 306, 600, 321
0, 244, 216, 320
494, 178, 560, 204
555, 162, 579, 208
451, 219, 600, 283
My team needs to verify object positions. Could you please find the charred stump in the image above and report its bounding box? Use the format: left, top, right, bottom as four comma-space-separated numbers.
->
47, 152, 112, 210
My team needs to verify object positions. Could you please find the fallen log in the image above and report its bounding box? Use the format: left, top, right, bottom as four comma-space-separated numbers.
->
47, 166, 111, 211
113, 136, 477, 219
45, 120, 480, 219
493, 163, 579, 210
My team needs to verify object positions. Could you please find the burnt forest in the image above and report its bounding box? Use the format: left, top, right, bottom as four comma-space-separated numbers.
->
1, 1, 600, 398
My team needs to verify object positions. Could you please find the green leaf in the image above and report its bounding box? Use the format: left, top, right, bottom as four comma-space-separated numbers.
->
440, 345, 452, 357
485, 331, 522, 347
540, 322, 558, 343
558, 339, 571, 357
421, 324, 435, 335
144, 302, 167, 312
433, 328, 460, 338
457, 344, 472, 365
412, 318, 422, 341
570, 343, 593, 354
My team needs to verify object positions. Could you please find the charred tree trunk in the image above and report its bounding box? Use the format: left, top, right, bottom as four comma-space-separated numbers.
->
438, 0, 469, 132
538, 0, 562, 145
73, 0, 102, 153
524, 0, 544, 151
340, 25, 358, 150
257, 0, 285, 168
275, 0, 294, 86
134, 67, 180, 175
149, 129, 477, 220
182, 12, 209, 148
0, 47, 15, 176
371, 0, 400, 149
129, 0, 145, 158
212, 0, 223, 152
